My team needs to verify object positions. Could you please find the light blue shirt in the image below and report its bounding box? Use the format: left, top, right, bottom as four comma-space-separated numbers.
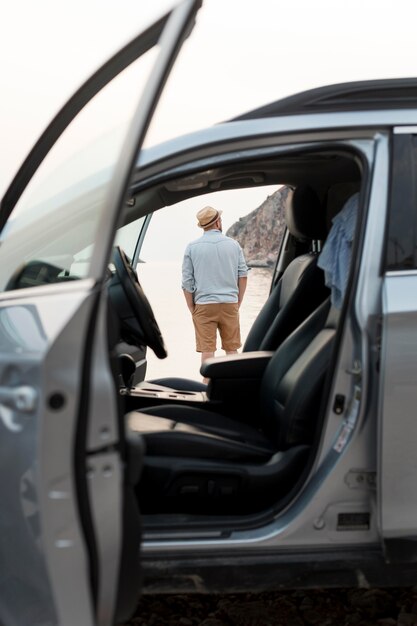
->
317, 192, 359, 309
182, 229, 249, 304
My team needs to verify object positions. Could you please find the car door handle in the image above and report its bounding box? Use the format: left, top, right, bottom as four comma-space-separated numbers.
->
0, 386, 38, 412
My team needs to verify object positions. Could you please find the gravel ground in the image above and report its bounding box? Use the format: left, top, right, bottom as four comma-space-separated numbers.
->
121, 587, 417, 626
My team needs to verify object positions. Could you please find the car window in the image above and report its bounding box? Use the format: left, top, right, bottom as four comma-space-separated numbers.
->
114, 215, 147, 262
385, 133, 417, 271
0, 48, 157, 292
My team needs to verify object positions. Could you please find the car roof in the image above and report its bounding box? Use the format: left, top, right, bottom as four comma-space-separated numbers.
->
231, 77, 417, 121
139, 78, 417, 173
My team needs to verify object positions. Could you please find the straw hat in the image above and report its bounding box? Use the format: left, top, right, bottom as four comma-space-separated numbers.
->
196, 206, 223, 228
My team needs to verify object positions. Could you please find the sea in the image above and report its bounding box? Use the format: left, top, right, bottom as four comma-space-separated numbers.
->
139, 261, 273, 381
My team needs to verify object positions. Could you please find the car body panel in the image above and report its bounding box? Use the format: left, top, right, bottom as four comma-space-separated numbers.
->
380, 275, 417, 539
136, 108, 417, 180
140, 546, 417, 595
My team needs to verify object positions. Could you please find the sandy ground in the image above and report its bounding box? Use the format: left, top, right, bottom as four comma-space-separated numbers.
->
121, 587, 417, 626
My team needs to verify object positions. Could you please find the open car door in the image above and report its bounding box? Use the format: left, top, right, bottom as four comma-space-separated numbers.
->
0, 1, 202, 625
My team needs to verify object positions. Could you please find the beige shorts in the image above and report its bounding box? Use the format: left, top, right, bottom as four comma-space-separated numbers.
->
192, 302, 241, 352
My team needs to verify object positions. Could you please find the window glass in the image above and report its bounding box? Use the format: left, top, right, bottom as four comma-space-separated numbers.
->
385, 134, 417, 271
114, 216, 147, 263
0, 48, 157, 292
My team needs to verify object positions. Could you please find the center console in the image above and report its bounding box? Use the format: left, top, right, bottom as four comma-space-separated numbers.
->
122, 351, 274, 417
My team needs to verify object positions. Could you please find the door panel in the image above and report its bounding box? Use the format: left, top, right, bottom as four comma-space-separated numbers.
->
0, 283, 97, 625
0, 1, 203, 624
379, 274, 417, 560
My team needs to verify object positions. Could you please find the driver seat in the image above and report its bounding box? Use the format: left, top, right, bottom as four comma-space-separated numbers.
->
129, 296, 337, 514
142, 184, 329, 393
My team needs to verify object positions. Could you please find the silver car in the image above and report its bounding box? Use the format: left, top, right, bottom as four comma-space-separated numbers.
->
0, 1, 415, 624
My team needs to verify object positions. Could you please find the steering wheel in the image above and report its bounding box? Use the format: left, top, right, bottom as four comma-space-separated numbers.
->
110, 246, 167, 359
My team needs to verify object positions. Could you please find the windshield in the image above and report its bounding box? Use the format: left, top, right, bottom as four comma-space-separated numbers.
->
0, 48, 157, 292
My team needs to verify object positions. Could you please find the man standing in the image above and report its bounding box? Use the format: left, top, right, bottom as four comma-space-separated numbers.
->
182, 206, 248, 375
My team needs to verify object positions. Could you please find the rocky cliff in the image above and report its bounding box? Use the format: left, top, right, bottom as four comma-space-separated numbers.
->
226, 186, 290, 267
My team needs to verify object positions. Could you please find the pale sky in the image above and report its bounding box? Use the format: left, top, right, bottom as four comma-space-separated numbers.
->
1, 0, 417, 216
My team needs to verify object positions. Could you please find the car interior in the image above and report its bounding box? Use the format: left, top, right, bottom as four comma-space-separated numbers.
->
107, 146, 362, 526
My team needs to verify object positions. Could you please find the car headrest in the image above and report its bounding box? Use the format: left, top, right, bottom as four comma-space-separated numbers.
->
284, 185, 327, 241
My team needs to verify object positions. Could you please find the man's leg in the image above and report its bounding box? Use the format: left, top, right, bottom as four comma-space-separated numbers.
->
202, 351, 215, 363
219, 303, 241, 358
201, 351, 215, 384
193, 304, 218, 382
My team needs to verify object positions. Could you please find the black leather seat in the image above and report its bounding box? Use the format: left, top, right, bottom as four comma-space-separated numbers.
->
142, 184, 329, 393
129, 297, 338, 514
